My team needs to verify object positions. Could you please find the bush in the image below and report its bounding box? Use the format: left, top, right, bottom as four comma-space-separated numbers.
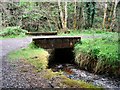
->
0, 26, 28, 37
74, 33, 120, 76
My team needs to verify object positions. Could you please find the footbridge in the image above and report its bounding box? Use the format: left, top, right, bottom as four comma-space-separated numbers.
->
32, 36, 81, 49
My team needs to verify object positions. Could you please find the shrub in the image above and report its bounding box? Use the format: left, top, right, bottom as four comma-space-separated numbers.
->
0, 26, 28, 37
74, 33, 120, 76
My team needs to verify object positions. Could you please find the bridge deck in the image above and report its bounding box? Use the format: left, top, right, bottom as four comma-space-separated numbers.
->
26, 31, 57, 36
33, 36, 81, 49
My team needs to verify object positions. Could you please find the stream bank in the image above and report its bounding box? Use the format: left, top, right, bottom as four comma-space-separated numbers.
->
48, 47, 120, 89
50, 63, 120, 89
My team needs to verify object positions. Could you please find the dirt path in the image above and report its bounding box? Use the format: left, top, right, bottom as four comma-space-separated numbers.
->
0, 36, 53, 88
1, 37, 31, 88
0, 37, 32, 57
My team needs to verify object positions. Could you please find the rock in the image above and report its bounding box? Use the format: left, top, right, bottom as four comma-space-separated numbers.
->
80, 72, 87, 77
57, 65, 63, 69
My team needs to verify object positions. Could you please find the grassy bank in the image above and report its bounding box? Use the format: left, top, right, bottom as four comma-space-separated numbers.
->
58, 28, 113, 36
8, 42, 49, 71
8, 42, 102, 89
74, 32, 120, 77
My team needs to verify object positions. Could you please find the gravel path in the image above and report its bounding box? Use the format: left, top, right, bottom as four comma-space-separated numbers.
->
1, 37, 31, 88
0, 37, 32, 57
0, 36, 53, 88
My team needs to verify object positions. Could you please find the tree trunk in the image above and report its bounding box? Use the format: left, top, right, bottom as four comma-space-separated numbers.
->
110, 0, 119, 31
0, 13, 2, 30
64, 1, 67, 31
113, 0, 118, 18
73, 0, 77, 30
116, 1, 120, 32
78, 3, 82, 29
91, 2, 96, 27
103, 1, 108, 29
58, 0, 64, 31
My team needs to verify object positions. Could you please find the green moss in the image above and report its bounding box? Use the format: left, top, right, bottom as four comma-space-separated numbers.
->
8, 43, 49, 71
43, 69, 63, 80
42, 69, 101, 89
61, 77, 103, 89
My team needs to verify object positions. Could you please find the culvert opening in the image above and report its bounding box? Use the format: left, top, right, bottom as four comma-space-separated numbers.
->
48, 48, 75, 68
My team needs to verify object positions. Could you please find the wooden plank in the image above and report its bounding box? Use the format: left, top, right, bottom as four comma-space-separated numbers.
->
32, 36, 81, 39
26, 31, 57, 36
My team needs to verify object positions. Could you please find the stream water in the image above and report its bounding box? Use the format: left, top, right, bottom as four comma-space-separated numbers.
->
50, 63, 120, 89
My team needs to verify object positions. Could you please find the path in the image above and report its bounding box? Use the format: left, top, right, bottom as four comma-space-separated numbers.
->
0, 37, 32, 57
1, 37, 30, 88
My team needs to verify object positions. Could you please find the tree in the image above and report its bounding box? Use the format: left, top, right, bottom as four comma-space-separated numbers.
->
116, 0, 120, 32
64, 1, 68, 31
113, 0, 118, 18
110, 0, 119, 31
58, 0, 68, 32
102, 1, 108, 29
58, 0, 64, 31
84, 2, 96, 29
73, 0, 77, 30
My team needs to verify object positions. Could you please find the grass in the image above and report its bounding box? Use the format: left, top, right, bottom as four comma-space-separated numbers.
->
74, 32, 120, 76
0, 26, 27, 39
58, 28, 116, 37
8, 42, 49, 71
75, 33, 119, 65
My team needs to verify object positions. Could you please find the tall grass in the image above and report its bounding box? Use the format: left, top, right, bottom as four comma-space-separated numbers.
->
74, 33, 120, 76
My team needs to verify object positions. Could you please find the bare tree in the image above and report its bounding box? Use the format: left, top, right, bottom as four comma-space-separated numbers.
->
113, 0, 119, 18
73, 0, 77, 30
58, 0, 64, 30
64, 1, 67, 31
58, 0, 68, 32
102, 1, 108, 29
110, 0, 119, 31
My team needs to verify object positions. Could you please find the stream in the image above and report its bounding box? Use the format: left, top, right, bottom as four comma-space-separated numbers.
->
50, 63, 120, 89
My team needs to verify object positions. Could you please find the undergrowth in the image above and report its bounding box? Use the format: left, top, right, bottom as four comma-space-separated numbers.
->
0, 26, 27, 38
74, 32, 120, 76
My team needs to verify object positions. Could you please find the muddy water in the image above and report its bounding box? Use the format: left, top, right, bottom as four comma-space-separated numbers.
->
50, 63, 120, 89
